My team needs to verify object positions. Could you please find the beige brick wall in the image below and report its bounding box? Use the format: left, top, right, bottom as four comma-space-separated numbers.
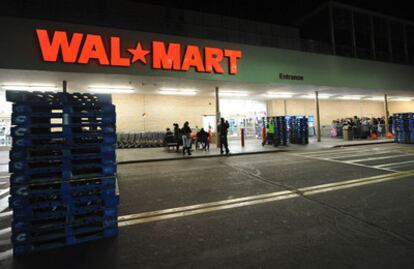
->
267, 99, 385, 125
113, 94, 216, 132
388, 101, 414, 114
112, 94, 414, 133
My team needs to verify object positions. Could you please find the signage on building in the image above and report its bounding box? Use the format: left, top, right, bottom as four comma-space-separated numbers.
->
279, 73, 304, 81
35, 29, 242, 75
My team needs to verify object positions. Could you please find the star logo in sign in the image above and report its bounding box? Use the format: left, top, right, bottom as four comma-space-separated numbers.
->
128, 42, 150, 64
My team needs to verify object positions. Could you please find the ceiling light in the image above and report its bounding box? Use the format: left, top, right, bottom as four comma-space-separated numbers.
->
364, 96, 384, 101
2, 84, 58, 91
299, 93, 331, 99
220, 90, 249, 97
159, 88, 198, 96
88, 86, 135, 94
337, 95, 363, 100
265, 92, 294, 99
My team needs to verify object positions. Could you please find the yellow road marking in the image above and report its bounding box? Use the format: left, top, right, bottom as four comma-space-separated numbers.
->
118, 171, 413, 227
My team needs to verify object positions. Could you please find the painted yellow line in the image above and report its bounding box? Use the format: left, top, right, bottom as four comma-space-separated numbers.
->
118, 193, 300, 227
118, 172, 400, 222
118, 172, 412, 227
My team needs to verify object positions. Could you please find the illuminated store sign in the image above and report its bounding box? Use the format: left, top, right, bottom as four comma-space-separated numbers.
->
36, 29, 242, 75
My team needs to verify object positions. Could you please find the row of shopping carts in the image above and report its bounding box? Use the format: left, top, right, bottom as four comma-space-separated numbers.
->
6, 90, 119, 256
117, 132, 165, 148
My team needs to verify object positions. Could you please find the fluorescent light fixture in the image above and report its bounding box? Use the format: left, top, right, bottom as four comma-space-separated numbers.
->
158, 88, 198, 96
220, 90, 249, 97
299, 93, 332, 99
389, 97, 413, 102
2, 84, 58, 91
364, 96, 384, 101
88, 86, 135, 94
265, 92, 294, 99
337, 95, 363, 100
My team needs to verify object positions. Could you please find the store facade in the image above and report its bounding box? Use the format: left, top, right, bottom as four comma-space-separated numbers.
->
1, 16, 414, 147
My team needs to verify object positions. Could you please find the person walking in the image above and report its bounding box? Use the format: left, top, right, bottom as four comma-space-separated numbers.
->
181, 121, 192, 156
173, 123, 181, 152
218, 118, 230, 155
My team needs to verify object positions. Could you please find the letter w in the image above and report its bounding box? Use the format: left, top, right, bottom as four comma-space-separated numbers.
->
36, 29, 83, 63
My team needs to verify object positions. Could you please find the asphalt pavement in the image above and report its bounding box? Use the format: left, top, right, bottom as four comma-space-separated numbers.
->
1, 143, 414, 268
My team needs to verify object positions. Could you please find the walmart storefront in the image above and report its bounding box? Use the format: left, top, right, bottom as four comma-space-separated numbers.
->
1, 16, 414, 150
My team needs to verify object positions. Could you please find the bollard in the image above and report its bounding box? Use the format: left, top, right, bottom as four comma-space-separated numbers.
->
241, 128, 245, 147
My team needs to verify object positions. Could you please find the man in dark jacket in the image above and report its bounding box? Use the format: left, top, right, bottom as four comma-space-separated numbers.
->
181, 121, 192, 156
218, 118, 230, 155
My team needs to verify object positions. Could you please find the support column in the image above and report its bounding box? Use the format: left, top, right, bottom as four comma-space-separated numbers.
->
62, 80, 67, 93
315, 91, 321, 142
384, 94, 389, 134
283, 99, 287, 116
215, 87, 221, 148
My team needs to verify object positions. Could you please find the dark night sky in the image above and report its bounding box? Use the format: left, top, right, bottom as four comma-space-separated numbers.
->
131, 0, 413, 25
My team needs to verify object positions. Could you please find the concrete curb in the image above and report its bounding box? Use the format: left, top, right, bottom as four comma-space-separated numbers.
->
117, 148, 288, 165
332, 140, 394, 148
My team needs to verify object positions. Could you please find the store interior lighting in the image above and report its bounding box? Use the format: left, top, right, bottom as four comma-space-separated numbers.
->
219, 90, 249, 97
364, 96, 384, 101
1, 84, 58, 91
265, 92, 294, 99
88, 86, 135, 94
337, 95, 364, 100
298, 93, 332, 99
158, 88, 198, 96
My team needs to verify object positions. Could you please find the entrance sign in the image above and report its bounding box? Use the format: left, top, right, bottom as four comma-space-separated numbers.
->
36, 29, 242, 75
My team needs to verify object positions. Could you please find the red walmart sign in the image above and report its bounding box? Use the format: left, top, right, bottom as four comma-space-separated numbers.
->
36, 29, 242, 75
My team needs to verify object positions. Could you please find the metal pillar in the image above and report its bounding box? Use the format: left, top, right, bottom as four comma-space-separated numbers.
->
62, 80, 67, 93
215, 87, 221, 148
350, 10, 357, 57
315, 91, 321, 142
283, 99, 287, 116
384, 94, 389, 133
329, 4, 336, 55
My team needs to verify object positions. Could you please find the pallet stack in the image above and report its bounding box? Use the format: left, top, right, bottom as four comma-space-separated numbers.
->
288, 116, 309, 145
6, 91, 119, 256
273, 116, 288, 146
393, 113, 414, 144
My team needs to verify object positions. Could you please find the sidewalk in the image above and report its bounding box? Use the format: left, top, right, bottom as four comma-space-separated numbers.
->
0, 137, 395, 165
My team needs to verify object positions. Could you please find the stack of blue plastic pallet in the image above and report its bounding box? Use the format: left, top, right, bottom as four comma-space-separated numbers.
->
273, 116, 288, 146
6, 90, 119, 256
288, 116, 309, 145
393, 113, 414, 144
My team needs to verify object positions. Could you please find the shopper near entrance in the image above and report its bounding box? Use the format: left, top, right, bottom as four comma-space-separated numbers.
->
173, 123, 181, 152
218, 118, 230, 155
196, 128, 209, 151
181, 121, 192, 156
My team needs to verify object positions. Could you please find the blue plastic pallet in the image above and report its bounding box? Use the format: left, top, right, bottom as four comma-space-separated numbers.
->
12, 223, 118, 250
12, 115, 115, 126
6, 91, 112, 105
9, 154, 115, 173
9, 146, 115, 161
12, 134, 116, 147
12, 203, 119, 222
